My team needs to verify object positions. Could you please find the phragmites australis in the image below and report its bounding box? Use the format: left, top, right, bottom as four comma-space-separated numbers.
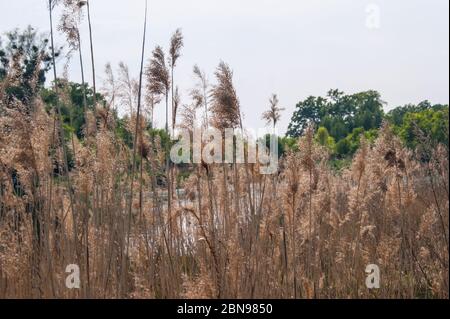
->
57, 0, 85, 52
147, 46, 170, 98
191, 64, 210, 127
146, 46, 170, 130
0, 15, 448, 299
262, 93, 285, 129
210, 61, 241, 130
169, 28, 184, 69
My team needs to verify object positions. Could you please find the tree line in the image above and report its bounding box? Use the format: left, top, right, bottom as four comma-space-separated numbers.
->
1, 27, 448, 167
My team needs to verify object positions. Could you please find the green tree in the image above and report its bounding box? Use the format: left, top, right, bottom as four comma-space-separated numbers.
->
352, 91, 385, 130
287, 90, 384, 141
41, 81, 102, 139
387, 101, 449, 149
335, 138, 351, 157
286, 96, 327, 137
399, 107, 449, 148
0, 26, 58, 104
315, 126, 335, 150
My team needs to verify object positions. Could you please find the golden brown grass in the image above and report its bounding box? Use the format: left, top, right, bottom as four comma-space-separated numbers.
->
0, 95, 448, 299
0, 9, 448, 299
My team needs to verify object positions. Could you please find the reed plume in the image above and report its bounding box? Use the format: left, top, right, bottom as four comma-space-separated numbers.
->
262, 93, 285, 131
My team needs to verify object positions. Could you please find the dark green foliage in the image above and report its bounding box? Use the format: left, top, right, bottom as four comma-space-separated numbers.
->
2, 26, 448, 170
287, 90, 448, 158
116, 117, 133, 148
335, 138, 351, 157
260, 134, 286, 159
287, 90, 385, 140
287, 90, 385, 157
280, 136, 299, 153
287, 96, 327, 138
398, 107, 448, 148
345, 128, 378, 154
149, 128, 172, 152
41, 81, 104, 139
387, 101, 449, 149
329, 157, 352, 171
315, 126, 335, 150
386, 101, 446, 126
0, 26, 59, 104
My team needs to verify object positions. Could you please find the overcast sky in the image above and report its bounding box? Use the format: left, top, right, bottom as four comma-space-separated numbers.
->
1, 0, 448, 133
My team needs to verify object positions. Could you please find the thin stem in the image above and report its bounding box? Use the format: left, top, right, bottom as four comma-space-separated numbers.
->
124, 0, 148, 293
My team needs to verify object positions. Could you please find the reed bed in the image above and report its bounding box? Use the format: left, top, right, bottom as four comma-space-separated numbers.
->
0, 0, 448, 299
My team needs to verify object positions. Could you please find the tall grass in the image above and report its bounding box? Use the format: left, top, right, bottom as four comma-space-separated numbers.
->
0, 2, 448, 299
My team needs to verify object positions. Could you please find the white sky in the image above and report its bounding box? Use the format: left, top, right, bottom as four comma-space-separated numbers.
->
1, 0, 449, 134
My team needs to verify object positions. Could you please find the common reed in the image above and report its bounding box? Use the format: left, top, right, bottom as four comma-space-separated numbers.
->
0, 4, 448, 300
262, 93, 285, 132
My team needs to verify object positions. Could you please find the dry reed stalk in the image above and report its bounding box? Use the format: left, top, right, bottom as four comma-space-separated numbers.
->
0, 13, 448, 298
